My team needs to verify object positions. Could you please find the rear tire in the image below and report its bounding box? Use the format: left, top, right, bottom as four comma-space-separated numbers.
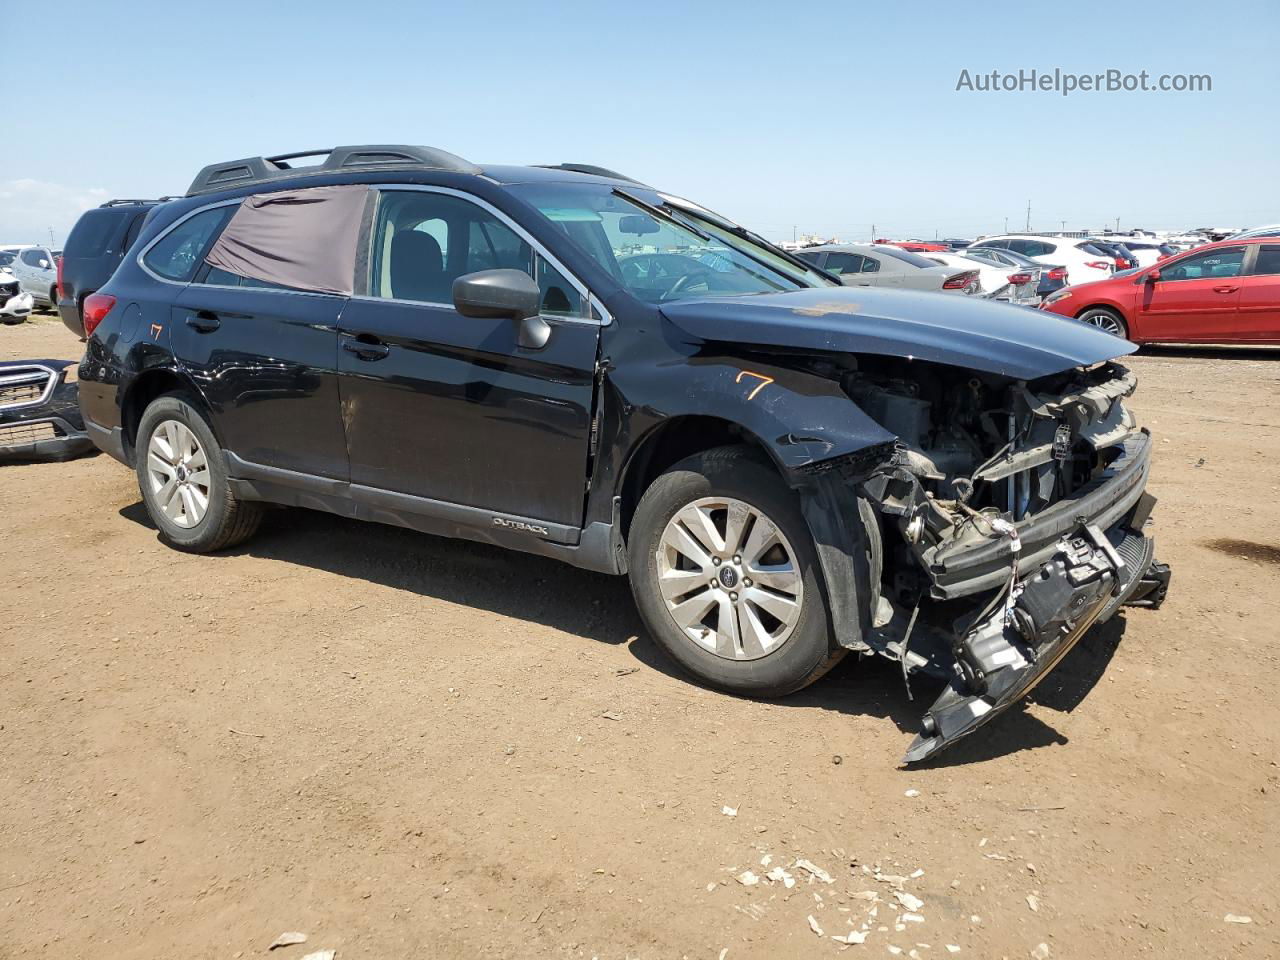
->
627, 445, 843, 697
135, 394, 262, 552
1077, 307, 1129, 339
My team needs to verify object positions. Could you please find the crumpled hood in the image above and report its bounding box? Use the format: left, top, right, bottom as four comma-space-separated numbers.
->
659, 286, 1136, 380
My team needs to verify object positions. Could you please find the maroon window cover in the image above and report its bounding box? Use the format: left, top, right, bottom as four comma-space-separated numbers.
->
204, 184, 368, 296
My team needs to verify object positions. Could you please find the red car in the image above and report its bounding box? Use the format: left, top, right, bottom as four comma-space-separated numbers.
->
1041, 237, 1280, 344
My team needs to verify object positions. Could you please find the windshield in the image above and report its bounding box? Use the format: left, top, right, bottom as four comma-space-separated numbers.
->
509, 182, 826, 303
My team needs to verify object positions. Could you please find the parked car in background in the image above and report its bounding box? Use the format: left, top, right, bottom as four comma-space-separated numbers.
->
921, 251, 1040, 304
1226, 224, 1280, 241
1, 245, 59, 310
969, 234, 1113, 286
58, 199, 168, 338
941, 238, 972, 250
76, 143, 1169, 762
1107, 239, 1179, 267
1041, 237, 1280, 343
1087, 240, 1138, 271
964, 245, 1068, 299
887, 240, 949, 253
797, 243, 980, 294
1, 268, 35, 323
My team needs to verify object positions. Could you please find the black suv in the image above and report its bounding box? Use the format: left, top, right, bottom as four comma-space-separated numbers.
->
59, 199, 168, 338
79, 145, 1170, 761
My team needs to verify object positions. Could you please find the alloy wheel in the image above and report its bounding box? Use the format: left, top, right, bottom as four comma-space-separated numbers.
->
146, 419, 211, 528
655, 496, 804, 661
1083, 312, 1125, 336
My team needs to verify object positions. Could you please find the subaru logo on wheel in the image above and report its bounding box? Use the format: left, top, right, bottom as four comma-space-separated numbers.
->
718, 566, 739, 589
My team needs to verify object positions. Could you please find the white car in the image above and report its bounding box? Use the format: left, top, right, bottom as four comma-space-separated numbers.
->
921, 252, 1041, 303
1226, 223, 1280, 241
0, 262, 35, 323
0, 245, 59, 310
967, 234, 1113, 287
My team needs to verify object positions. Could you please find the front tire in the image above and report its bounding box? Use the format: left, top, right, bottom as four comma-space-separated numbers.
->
627, 446, 842, 697
135, 394, 262, 552
1077, 307, 1129, 339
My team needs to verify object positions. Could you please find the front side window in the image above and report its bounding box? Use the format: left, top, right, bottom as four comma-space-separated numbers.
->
508, 183, 810, 304
144, 206, 234, 282
1160, 246, 1245, 281
371, 190, 584, 317
1251, 245, 1280, 276
21, 249, 47, 267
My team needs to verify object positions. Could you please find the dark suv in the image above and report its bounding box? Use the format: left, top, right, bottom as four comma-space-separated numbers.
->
79, 145, 1170, 761
59, 199, 168, 338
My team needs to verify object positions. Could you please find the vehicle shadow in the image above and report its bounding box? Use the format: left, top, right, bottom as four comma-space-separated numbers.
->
1137, 344, 1279, 360
117, 501, 1125, 767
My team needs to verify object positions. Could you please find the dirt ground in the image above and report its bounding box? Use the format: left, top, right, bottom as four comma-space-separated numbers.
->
1, 312, 1277, 960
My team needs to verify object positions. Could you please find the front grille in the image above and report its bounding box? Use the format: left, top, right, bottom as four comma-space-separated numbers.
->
0, 421, 62, 446
0, 366, 54, 409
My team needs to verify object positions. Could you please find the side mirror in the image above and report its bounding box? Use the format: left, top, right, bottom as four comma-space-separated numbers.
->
452, 268, 551, 350
38, 260, 50, 270
1145, 268, 1161, 283
453, 269, 540, 320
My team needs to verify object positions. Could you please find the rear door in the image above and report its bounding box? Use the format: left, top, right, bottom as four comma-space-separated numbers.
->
1235, 243, 1280, 341
336, 186, 601, 532
1136, 245, 1246, 341
145, 200, 351, 479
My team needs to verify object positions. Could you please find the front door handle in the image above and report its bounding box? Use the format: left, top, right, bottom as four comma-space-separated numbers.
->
1212, 285, 1239, 294
343, 336, 390, 361
186, 311, 221, 333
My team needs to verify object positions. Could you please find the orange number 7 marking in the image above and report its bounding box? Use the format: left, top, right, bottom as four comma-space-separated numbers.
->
735, 370, 775, 401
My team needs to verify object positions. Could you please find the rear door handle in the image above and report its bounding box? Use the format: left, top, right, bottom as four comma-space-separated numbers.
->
1212, 285, 1239, 294
343, 336, 390, 360
186, 310, 221, 333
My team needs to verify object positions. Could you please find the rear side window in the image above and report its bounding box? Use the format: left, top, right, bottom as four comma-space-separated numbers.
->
66, 210, 122, 257
144, 207, 234, 282
823, 253, 863, 275
1251, 245, 1280, 276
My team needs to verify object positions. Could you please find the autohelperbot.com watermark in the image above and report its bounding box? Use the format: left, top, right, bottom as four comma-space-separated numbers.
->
955, 68, 1212, 96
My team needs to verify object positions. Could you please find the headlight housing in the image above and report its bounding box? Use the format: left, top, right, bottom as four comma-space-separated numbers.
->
1043, 289, 1073, 307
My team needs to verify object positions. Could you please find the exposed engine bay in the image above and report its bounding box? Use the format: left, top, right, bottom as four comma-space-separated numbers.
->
814, 358, 1172, 762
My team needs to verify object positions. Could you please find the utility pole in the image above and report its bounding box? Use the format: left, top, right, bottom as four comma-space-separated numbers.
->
1025, 200, 1031, 232
1060, 220, 1066, 233
1004, 217, 1009, 233
1115, 217, 1120, 232
793, 225, 797, 243
48, 226, 56, 246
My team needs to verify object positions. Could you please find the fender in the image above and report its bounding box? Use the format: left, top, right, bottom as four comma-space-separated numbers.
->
609, 355, 897, 479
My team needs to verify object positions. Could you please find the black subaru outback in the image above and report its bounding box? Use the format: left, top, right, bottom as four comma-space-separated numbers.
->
79, 145, 1170, 761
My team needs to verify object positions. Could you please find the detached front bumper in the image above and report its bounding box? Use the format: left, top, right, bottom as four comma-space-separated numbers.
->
904, 509, 1170, 763
0, 361, 96, 463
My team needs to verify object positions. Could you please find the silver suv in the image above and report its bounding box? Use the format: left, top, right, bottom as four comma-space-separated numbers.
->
1, 245, 59, 309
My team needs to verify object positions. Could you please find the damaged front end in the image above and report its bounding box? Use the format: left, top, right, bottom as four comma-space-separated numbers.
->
827, 359, 1171, 762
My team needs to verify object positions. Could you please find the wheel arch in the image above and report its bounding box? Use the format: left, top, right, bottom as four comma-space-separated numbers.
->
120, 366, 213, 465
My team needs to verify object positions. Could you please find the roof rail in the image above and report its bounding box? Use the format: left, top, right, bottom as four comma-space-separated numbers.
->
101, 197, 177, 207
536, 163, 647, 185
185, 145, 482, 197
